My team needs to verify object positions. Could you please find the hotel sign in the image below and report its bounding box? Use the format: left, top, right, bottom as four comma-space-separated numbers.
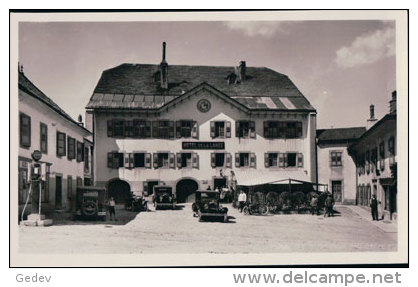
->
182, 142, 225, 150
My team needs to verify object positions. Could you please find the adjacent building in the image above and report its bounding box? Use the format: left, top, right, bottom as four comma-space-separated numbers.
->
18, 68, 93, 215
348, 91, 397, 220
86, 43, 318, 203
317, 127, 366, 204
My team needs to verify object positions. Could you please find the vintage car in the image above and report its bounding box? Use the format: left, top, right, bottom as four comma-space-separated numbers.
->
124, 192, 148, 212
74, 186, 107, 220
192, 190, 229, 222
153, 185, 176, 210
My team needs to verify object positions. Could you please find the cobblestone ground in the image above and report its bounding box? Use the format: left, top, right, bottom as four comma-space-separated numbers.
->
18, 204, 397, 254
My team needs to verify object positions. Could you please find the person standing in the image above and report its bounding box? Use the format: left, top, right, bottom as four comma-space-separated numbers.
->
310, 194, 318, 215
108, 196, 116, 221
324, 194, 334, 217
370, 194, 379, 221
238, 190, 247, 212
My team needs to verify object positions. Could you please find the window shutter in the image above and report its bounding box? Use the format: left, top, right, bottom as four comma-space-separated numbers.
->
175, 121, 182, 138
169, 153, 175, 169
192, 121, 198, 139
124, 153, 130, 168
235, 121, 240, 137
145, 153, 152, 168
250, 153, 256, 168
264, 153, 269, 168
297, 122, 303, 138
143, 181, 148, 194
211, 153, 216, 168
176, 153, 182, 168
226, 121, 231, 138
210, 121, 215, 138
284, 153, 288, 167
263, 121, 268, 138
153, 153, 158, 169
107, 120, 113, 137
145, 121, 152, 138
107, 152, 113, 168
226, 153, 232, 168
249, 121, 256, 138
169, 121, 175, 138
235, 153, 240, 168
152, 121, 159, 138
279, 153, 285, 168
192, 153, 199, 169
297, 153, 303, 168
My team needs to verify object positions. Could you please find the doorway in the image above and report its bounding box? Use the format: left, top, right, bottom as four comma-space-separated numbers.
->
331, 180, 342, 203
176, 179, 198, 203
107, 179, 131, 204
55, 175, 62, 209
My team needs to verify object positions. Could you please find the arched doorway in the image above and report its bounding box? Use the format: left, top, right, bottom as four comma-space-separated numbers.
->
176, 179, 198, 203
107, 179, 131, 204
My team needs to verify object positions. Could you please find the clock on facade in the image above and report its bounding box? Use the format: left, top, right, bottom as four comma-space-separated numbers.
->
197, 99, 211, 113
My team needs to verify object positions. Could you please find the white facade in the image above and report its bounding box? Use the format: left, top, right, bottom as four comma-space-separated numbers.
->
90, 84, 317, 201
317, 144, 357, 204
18, 74, 92, 214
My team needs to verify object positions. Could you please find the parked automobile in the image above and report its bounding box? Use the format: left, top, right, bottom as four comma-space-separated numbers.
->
74, 186, 107, 220
125, 192, 148, 212
192, 190, 228, 222
153, 185, 175, 210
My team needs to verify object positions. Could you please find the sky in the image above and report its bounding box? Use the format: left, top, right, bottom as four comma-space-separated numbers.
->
18, 19, 396, 129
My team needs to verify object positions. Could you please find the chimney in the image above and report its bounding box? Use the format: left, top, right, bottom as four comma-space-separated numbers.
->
77, 114, 84, 127
160, 42, 168, 89
238, 61, 246, 81
366, 104, 378, 130
390, 90, 397, 114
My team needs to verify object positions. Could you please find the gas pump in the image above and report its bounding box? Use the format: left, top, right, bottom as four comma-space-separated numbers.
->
21, 150, 52, 226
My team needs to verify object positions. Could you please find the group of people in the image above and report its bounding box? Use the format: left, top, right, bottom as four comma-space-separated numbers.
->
310, 193, 335, 217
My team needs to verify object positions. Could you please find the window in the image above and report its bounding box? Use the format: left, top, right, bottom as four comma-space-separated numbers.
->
67, 137, 76, 160
124, 120, 133, 137
113, 120, 125, 137
235, 152, 256, 168
286, 153, 297, 167
18, 160, 30, 204
40, 123, 48, 153
265, 152, 279, 167
19, 113, 31, 148
379, 141, 385, 170
371, 147, 378, 172
56, 131, 66, 157
152, 120, 175, 138
176, 120, 198, 138
285, 122, 302, 138
67, 176, 73, 200
107, 152, 124, 169
388, 136, 395, 155
178, 153, 192, 168
210, 121, 231, 138
263, 121, 302, 139
236, 121, 256, 138
133, 119, 151, 138
76, 141, 84, 162
330, 151, 342, 167
84, 146, 90, 173
134, 153, 145, 168
76, 177, 83, 187
153, 153, 175, 169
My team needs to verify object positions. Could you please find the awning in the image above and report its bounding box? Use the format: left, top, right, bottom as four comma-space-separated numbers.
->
235, 170, 310, 186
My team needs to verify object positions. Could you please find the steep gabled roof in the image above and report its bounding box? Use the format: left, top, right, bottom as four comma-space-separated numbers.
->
317, 127, 366, 144
86, 63, 315, 111
19, 71, 91, 135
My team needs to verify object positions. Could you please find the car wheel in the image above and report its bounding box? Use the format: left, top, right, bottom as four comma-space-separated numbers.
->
81, 200, 98, 217
259, 205, 268, 216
